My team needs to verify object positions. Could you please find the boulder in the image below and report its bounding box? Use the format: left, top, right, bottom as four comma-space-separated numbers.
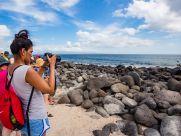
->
167, 78, 181, 92
102, 123, 119, 136
114, 93, 126, 100
103, 96, 125, 108
134, 104, 158, 127
83, 90, 89, 99
144, 128, 160, 136
57, 94, 70, 104
133, 92, 153, 102
153, 113, 168, 121
122, 121, 138, 136
68, 89, 83, 106
77, 76, 84, 83
89, 89, 98, 99
154, 89, 181, 105
121, 114, 134, 121
95, 106, 109, 117
131, 85, 140, 91
128, 71, 141, 86
160, 116, 181, 136
82, 100, 94, 109
91, 98, 101, 104
122, 97, 137, 108
104, 103, 127, 115
121, 75, 135, 87
116, 120, 127, 132
92, 130, 103, 136
172, 67, 181, 75
97, 89, 107, 97
156, 100, 171, 109
140, 97, 157, 109
87, 77, 113, 90
167, 105, 181, 116
111, 83, 129, 94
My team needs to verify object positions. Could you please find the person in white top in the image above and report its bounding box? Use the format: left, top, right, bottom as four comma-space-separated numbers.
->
7, 29, 56, 136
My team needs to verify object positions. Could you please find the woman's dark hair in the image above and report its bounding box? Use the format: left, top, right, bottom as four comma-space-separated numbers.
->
10, 29, 33, 55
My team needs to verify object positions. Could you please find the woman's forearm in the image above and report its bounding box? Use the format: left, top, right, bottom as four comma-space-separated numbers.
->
48, 65, 55, 94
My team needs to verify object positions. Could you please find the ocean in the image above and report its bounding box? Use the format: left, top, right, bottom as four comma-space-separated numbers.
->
59, 54, 181, 68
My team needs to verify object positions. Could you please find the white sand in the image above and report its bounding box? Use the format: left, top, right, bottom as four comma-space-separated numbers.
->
47, 104, 125, 136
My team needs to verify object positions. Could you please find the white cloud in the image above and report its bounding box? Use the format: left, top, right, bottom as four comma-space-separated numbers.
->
112, 9, 125, 17
0, 25, 11, 51
0, 0, 57, 23
33, 20, 155, 53
42, 0, 80, 16
113, 0, 181, 33
0, 25, 11, 37
33, 21, 153, 53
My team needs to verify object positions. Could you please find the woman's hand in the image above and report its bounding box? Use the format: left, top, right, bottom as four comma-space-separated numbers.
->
47, 55, 56, 67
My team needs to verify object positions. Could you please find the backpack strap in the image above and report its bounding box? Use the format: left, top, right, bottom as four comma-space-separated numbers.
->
6, 65, 22, 90
26, 87, 34, 136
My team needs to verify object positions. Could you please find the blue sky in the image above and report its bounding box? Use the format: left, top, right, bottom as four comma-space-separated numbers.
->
0, 0, 181, 54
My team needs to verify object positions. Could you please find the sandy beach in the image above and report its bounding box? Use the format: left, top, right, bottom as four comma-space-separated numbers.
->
47, 104, 124, 136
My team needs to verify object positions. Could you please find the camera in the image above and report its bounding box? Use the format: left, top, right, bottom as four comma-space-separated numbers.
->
43, 52, 53, 62
43, 52, 61, 67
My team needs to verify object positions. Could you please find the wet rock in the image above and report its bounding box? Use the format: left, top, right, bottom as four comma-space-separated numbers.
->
134, 104, 158, 127
95, 106, 109, 117
167, 105, 181, 115
68, 89, 83, 106
160, 116, 181, 136
122, 97, 137, 108
167, 78, 181, 92
154, 89, 181, 105
140, 97, 157, 109
58, 94, 70, 104
144, 128, 160, 136
111, 83, 129, 94
82, 100, 94, 109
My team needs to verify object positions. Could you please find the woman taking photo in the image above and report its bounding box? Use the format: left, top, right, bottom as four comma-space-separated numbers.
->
7, 30, 56, 136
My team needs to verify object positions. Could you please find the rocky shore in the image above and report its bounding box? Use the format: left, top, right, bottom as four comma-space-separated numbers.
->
55, 61, 181, 136
0, 61, 180, 136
